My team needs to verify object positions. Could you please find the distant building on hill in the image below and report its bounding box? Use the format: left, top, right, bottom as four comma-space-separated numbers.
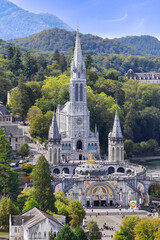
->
125, 69, 160, 84
0, 102, 24, 151
9, 207, 65, 240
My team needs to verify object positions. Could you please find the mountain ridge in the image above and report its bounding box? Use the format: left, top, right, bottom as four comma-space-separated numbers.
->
9, 28, 160, 57
0, 0, 73, 40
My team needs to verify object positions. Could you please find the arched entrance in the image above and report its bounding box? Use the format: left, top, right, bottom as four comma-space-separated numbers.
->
86, 183, 115, 207
53, 168, 60, 174
117, 167, 125, 173
108, 167, 115, 174
62, 167, 69, 174
77, 140, 82, 150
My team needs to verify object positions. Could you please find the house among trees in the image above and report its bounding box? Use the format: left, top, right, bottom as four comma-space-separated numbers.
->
125, 69, 160, 84
0, 102, 24, 151
9, 207, 65, 240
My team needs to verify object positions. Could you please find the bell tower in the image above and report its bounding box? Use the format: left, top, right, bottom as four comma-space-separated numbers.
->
108, 109, 124, 162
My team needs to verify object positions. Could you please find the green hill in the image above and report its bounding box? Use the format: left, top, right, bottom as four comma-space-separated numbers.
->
10, 28, 141, 56
117, 35, 160, 57
0, 0, 73, 40
10, 28, 160, 57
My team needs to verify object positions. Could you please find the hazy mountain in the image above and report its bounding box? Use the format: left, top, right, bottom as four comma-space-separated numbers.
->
10, 28, 141, 56
0, 0, 73, 40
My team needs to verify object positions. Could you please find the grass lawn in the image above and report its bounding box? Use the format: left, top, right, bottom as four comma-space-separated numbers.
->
0, 233, 8, 236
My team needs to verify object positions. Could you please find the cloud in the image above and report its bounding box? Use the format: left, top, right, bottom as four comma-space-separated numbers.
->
105, 11, 128, 23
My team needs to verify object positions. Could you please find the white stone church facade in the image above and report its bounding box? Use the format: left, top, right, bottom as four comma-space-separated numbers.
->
48, 29, 100, 163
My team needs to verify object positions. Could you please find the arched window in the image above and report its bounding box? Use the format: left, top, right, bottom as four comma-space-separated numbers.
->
121, 148, 123, 160
65, 144, 68, 150
62, 144, 64, 150
53, 168, 60, 174
88, 143, 91, 150
63, 168, 69, 174
77, 140, 82, 150
75, 84, 78, 101
116, 147, 119, 160
69, 144, 71, 150
95, 143, 97, 150
34, 232, 37, 239
50, 149, 52, 162
38, 232, 41, 238
54, 232, 57, 237
54, 149, 57, 163
80, 84, 83, 101
15, 227, 17, 233
91, 143, 94, 150
112, 148, 114, 161
58, 148, 61, 163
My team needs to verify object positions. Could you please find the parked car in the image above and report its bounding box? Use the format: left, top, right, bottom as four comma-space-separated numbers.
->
9, 162, 19, 167
19, 159, 29, 164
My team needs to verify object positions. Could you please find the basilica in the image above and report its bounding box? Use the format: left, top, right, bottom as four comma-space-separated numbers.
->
48, 29, 153, 208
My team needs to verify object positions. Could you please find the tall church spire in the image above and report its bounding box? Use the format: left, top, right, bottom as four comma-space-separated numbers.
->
71, 27, 85, 80
49, 112, 61, 143
112, 109, 123, 139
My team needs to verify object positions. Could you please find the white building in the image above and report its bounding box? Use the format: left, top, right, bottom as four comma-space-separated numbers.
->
48, 29, 100, 163
0, 102, 24, 151
9, 207, 65, 240
125, 69, 160, 84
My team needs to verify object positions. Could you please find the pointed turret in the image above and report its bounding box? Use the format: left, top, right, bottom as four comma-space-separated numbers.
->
108, 109, 124, 162
49, 112, 61, 143
71, 27, 85, 80
111, 109, 123, 139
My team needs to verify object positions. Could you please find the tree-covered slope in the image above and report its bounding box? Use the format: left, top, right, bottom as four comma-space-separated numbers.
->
0, 0, 73, 40
10, 28, 141, 55
117, 35, 160, 57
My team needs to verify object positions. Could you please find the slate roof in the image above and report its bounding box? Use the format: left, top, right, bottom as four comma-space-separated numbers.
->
49, 112, 61, 141
0, 103, 11, 116
111, 109, 123, 139
11, 215, 34, 226
11, 207, 64, 229
0, 124, 24, 137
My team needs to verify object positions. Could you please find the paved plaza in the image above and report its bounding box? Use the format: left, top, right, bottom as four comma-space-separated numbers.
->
85, 208, 148, 240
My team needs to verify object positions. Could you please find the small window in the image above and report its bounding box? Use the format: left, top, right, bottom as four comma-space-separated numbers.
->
78, 72, 80, 78
16, 138, 18, 142
44, 232, 46, 237
54, 232, 57, 237
15, 227, 17, 233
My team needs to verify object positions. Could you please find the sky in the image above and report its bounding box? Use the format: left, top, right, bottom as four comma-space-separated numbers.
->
9, 0, 160, 39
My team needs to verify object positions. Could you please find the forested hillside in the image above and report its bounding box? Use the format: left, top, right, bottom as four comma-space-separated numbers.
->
10, 28, 140, 55
1, 46, 160, 156
0, 0, 73, 40
10, 28, 160, 57
117, 35, 160, 57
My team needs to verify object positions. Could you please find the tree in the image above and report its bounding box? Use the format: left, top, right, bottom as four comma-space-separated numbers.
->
0, 70, 12, 103
60, 53, 67, 72
0, 128, 18, 198
22, 198, 40, 213
68, 200, 86, 228
134, 218, 160, 240
9, 74, 31, 122
17, 187, 35, 211
27, 106, 42, 124
21, 164, 34, 174
52, 49, 60, 63
0, 197, 19, 230
114, 216, 140, 240
56, 225, 77, 240
87, 220, 101, 240
29, 113, 49, 140
23, 52, 38, 81
49, 228, 55, 240
85, 55, 93, 70
75, 226, 88, 240
17, 142, 30, 159
31, 155, 56, 212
